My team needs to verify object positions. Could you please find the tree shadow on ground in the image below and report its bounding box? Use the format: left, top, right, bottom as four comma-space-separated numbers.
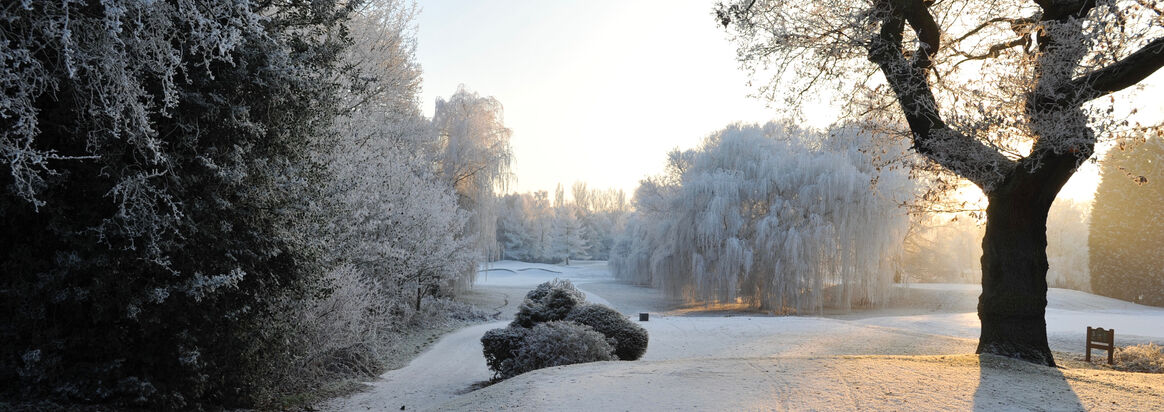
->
973, 354, 1083, 411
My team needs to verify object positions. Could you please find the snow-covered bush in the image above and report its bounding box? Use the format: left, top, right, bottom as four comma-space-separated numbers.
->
484, 283, 644, 380
1115, 343, 1164, 373
511, 280, 587, 328
275, 265, 394, 395
610, 122, 912, 313
486, 322, 616, 380
565, 304, 649, 360
481, 326, 532, 380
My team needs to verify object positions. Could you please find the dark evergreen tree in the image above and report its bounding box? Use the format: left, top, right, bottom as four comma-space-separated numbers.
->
0, 1, 356, 407
1090, 136, 1164, 307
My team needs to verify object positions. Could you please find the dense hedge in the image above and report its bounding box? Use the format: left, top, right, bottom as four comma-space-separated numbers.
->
0, 1, 355, 408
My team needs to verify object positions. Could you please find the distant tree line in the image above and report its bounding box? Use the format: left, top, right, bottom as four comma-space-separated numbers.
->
496, 183, 629, 264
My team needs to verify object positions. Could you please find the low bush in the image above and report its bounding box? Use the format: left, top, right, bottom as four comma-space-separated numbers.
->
481, 326, 532, 380
504, 321, 615, 379
1115, 343, 1164, 373
565, 304, 649, 361
511, 280, 586, 328
483, 280, 650, 380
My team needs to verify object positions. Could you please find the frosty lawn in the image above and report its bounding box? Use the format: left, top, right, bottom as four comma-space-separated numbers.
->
325, 261, 1164, 411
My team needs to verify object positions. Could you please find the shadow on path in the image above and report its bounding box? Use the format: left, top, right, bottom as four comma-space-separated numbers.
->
973, 354, 1083, 411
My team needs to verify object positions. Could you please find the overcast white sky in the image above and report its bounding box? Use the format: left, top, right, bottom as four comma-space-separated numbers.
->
414, 0, 1164, 202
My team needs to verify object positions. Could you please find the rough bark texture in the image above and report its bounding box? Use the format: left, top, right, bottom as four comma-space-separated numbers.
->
978, 195, 1054, 366
976, 154, 1079, 365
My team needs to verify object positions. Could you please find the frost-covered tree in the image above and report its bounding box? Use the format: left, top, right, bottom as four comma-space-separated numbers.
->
497, 191, 553, 262
573, 184, 630, 260
0, 0, 357, 406
1091, 135, 1164, 306
325, 0, 477, 311
611, 122, 912, 312
551, 204, 589, 264
718, 0, 1164, 365
497, 185, 627, 263
527, 191, 555, 260
497, 193, 536, 261
432, 86, 514, 264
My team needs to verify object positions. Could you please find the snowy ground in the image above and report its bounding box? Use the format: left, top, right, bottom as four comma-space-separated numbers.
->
323, 261, 1164, 411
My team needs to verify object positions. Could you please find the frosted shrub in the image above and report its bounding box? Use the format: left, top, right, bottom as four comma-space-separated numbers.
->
504, 321, 615, 379
293, 265, 391, 379
1115, 344, 1164, 373
511, 280, 587, 328
483, 283, 639, 380
415, 296, 491, 324
566, 304, 649, 360
481, 326, 532, 380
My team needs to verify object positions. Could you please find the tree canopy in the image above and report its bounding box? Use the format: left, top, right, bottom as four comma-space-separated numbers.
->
717, 0, 1164, 365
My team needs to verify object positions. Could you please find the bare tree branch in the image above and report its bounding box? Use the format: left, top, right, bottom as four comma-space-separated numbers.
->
953, 37, 1027, 67
949, 16, 1038, 44
868, 0, 1015, 192
1068, 37, 1164, 103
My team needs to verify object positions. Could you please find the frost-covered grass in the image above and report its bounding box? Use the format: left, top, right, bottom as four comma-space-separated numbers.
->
1115, 343, 1164, 373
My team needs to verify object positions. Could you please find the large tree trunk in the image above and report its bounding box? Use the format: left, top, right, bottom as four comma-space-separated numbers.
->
977, 189, 1055, 366
976, 155, 1077, 366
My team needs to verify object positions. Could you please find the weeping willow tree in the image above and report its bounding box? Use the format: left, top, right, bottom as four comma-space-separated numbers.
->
611, 122, 912, 313
432, 86, 514, 271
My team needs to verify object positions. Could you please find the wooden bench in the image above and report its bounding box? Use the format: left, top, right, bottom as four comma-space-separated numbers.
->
1086, 326, 1114, 365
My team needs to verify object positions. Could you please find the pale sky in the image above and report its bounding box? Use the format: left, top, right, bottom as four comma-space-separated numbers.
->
415, 0, 778, 198
414, 1, 1164, 203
